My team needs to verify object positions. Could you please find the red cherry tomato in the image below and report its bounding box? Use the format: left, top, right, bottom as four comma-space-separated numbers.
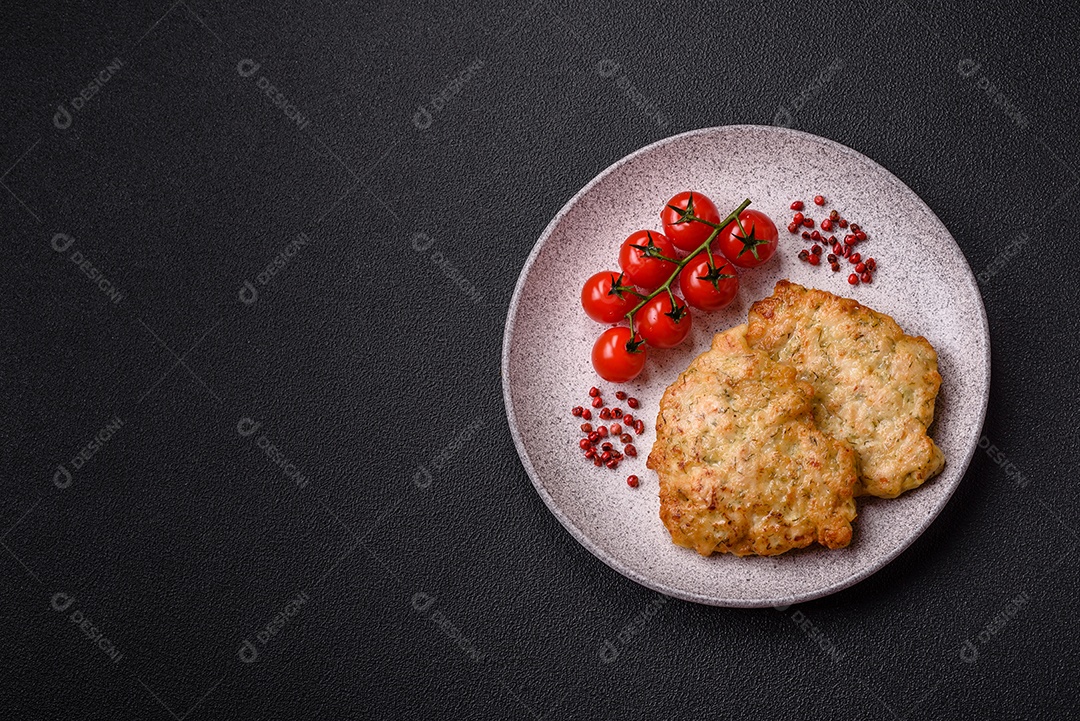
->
660, 191, 722, 252
618, 230, 678, 291
636, 294, 692, 349
580, 270, 639, 324
591, 327, 646, 383
679, 252, 739, 311
718, 209, 778, 268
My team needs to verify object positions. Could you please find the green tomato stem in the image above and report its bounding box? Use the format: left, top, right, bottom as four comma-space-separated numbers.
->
623, 198, 751, 327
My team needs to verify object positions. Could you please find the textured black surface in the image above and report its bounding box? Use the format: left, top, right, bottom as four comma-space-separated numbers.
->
5, 1, 1080, 718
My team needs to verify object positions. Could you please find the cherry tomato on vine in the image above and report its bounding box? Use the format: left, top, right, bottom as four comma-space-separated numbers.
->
679, 252, 739, 311
618, 230, 678, 291
591, 326, 646, 383
580, 270, 639, 324
660, 191, 722, 252
718, 209, 778, 268
636, 294, 692, 349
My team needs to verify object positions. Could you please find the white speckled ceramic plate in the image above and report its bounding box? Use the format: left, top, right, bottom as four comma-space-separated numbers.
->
502, 126, 990, 608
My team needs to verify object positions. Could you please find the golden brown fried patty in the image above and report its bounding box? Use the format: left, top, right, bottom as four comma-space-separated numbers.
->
647, 325, 858, 557
747, 281, 945, 499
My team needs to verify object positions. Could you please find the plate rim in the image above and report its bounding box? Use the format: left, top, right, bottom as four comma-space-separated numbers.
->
501, 124, 991, 608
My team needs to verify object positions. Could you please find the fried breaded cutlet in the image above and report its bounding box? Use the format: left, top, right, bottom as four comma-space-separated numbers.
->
747, 281, 945, 499
647, 325, 858, 557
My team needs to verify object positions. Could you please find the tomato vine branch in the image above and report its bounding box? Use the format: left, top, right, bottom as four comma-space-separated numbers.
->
623, 197, 751, 347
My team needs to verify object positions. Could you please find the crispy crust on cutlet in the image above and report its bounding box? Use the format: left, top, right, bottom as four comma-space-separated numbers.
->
647, 325, 858, 557
746, 281, 945, 498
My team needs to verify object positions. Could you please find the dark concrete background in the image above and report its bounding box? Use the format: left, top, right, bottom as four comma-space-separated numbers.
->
5, 1, 1079, 718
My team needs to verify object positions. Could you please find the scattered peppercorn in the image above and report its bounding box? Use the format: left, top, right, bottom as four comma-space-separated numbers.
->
788, 196, 880, 287
574, 388, 646, 480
